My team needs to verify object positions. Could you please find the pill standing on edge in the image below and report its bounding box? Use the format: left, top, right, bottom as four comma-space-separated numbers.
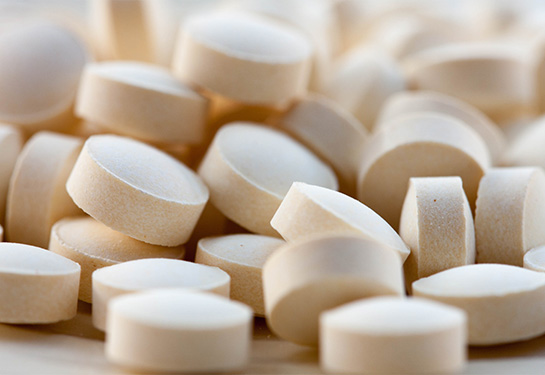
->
0, 124, 22, 226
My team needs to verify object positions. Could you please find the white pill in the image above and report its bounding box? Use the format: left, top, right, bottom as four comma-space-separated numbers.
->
263, 235, 404, 346
524, 246, 545, 272
321, 297, 467, 374
0, 242, 80, 324
66, 134, 209, 246
198, 122, 337, 236
106, 289, 252, 373
92, 258, 230, 331
0, 124, 22, 226
413, 264, 545, 345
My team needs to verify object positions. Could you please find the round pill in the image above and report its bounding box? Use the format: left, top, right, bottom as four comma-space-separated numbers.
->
0, 125, 22, 226
504, 117, 545, 169
92, 258, 230, 331
66, 134, 209, 246
198, 122, 337, 236
0, 242, 80, 324
106, 289, 253, 373
49, 216, 185, 303
524, 246, 545, 272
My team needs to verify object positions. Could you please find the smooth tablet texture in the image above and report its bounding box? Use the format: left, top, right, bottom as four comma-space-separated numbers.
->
524, 246, 545, 272
475, 167, 545, 266
0, 125, 22, 225
92, 258, 230, 331
321, 297, 467, 374
106, 290, 253, 373
66, 134, 209, 246
173, 11, 312, 106
504, 117, 545, 169
0, 242, 80, 324
49, 217, 185, 303
198, 123, 337, 236
271, 182, 410, 262
413, 264, 545, 345
263, 235, 404, 346
400, 177, 475, 292
6, 131, 83, 248
358, 113, 490, 230
196, 234, 284, 316
76, 62, 209, 144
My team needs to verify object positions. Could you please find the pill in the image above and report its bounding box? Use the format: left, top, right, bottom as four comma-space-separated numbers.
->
92, 258, 230, 331
196, 234, 284, 316
413, 263, 545, 345
106, 289, 252, 373
358, 113, 490, 229
198, 122, 337, 236
66, 134, 209, 246
273, 94, 367, 194
320, 297, 467, 374
377, 90, 506, 163
49, 216, 185, 303
263, 235, 404, 346
76, 61, 209, 144
172, 11, 313, 107
504, 117, 545, 168
0, 242, 80, 324
475, 167, 545, 266
400, 177, 475, 292
0, 125, 22, 225
271, 182, 410, 262
524, 246, 545, 272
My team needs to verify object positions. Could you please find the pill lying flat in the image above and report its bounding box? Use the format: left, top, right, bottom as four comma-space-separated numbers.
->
106, 289, 252, 373
0, 125, 22, 226
0, 242, 80, 324
92, 258, 230, 331
66, 134, 209, 246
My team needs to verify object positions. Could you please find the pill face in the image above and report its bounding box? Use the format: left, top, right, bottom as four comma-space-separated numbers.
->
198, 122, 338, 236
321, 297, 467, 374
524, 246, 545, 272
0, 242, 80, 324
106, 289, 253, 373
196, 234, 284, 316
173, 11, 312, 106
263, 235, 404, 346
271, 182, 410, 262
66, 134, 209, 246
413, 264, 545, 345
92, 258, 230, 331
76, 61, 209, 144
0, 125, 22, 225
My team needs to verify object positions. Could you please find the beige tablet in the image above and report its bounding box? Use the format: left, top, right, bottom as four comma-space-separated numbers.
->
0, 125, 22, 225
504, 117, 545, 169
358, 113, 490, 229
0, 242, 80, 324
92, 258, 230, 331
198, 122, 337, 236
76, 61, 209, 144
475, 167, 545, 266
263, 235, 404, 346
321, 297, 467, 374
49, 216, 185, 303
66, 134, 209, 246
106, 290, 253, 373
413, 264, 545, 346
173, 11, 312, 107
196, 234, 284, 316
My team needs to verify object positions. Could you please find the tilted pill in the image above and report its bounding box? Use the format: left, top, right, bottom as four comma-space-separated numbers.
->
0, 125, 22, 225
504, 117, 545, 169
524, 246, 545, 272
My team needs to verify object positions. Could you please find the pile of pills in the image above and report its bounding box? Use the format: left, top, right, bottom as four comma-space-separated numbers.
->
4, 0, 545, 373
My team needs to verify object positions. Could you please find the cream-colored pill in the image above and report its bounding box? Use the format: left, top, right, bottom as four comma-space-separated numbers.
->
0, 242, 80, 324
76, 61, 209, 144
377, 90, 505, 163
358, 113, 490, 230
66, 134, 209, 246
5, 131, 83, 248
413, 264, 545, 345
320, 297, 467, 374
475, 167, 545, 266
196, 234, 284, 316
106, 289, 252, 373
172, 11, 312, 107
400, 177, 475, 292
263, 235, 404, 346
0, 125, 22, 226
524, 246, 545, 272
49, 216, 185, 303
273, 94, 367, 194
198, 122, 337, 236
271, 182, 410, 262
504, 117, 545, 168
92, 258, 230, 331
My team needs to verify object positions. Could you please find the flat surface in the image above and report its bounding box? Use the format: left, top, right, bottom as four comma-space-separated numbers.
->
1, 303, 545, 374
